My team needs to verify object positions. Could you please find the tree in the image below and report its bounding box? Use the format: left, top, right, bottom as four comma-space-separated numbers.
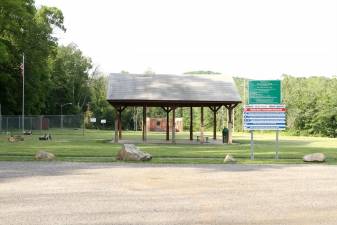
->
47, 44, 92, 114
0, 0, 65, 114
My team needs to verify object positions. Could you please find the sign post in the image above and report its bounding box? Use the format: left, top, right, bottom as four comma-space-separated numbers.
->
250, 130, 254, 160
276, 130, 279, 160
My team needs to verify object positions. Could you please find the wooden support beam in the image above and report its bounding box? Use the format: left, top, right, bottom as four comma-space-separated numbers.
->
223, 103, 238, 144
161, 107, 173, 141
227, 107, 233, 144
209, 106, 221, 140
113, 106, 127, 141
114, 115, 118, 143
224, 103, 238, 110
213, 109, 217, 140
200, 106, 204, 144
113, 105, 126, 143
161, 106, 173, 113
189, 107, 193, 141
166, 110, 170, 141
172, 107, 176, 144
142, 106, 147, 142
118, 110, 122, 139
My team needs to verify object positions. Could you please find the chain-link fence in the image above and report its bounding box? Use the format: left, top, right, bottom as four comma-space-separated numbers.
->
0, 115, 84, 135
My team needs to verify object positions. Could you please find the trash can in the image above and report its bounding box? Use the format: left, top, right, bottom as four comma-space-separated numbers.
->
222, 127, 229, 143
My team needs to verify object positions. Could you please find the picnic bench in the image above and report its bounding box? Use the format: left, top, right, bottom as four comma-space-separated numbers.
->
39, 133, 52, 141
23, 130, 32, 135
196, 135, 209, 143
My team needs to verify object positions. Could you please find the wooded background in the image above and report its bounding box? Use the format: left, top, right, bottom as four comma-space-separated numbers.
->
1, 0, 336, 137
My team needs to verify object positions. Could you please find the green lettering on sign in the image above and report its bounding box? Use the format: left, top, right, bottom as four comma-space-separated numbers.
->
248, 80, 281, 104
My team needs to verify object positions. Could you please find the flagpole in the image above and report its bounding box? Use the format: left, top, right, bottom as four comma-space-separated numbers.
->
22, 53, 25, 133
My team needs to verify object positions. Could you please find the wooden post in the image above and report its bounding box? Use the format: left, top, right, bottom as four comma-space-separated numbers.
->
209, 106, 221, 140
227, 107, 233, 144
213, 108, 217, 140
172, 107, 176, 144
166, 109, 170, 141
142, 106, 147, 142
118, 110, 122, 139
200, 107, 204, 144
189, 107, 193, 141
114, 114, 118, 143
162, 107, 172, 141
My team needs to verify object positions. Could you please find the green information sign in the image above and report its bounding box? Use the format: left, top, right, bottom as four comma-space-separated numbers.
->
248, 80, 281, 104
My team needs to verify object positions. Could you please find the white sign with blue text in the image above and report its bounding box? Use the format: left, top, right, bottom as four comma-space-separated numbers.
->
244, 105, 286, 130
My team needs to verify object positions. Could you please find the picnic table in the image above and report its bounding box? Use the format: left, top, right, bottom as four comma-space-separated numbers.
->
196, 135, 209, 143
39, 133, 52, 141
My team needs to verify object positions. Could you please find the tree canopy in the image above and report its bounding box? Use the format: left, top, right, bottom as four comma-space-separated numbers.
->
0, 0, 336, 137
0, 0, 65, 114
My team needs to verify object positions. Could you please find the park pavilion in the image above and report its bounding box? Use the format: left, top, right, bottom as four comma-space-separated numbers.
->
107, 73, 241, 144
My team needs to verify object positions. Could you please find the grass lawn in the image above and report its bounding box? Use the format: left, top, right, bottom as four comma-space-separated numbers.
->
0, 130, 336, 164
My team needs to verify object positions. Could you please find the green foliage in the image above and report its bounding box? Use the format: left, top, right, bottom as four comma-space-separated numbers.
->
87, 70, 114, 129
282, 75, 337, 137
46, 44, 92, 114
0, 0, 65, 114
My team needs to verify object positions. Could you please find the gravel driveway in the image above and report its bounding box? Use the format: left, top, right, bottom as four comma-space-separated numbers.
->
0, 162, 337, 225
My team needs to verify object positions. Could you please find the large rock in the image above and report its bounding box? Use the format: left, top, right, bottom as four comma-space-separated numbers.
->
303, 153, 326, 162
35, 151, 55, 161
224, 154, 236, 164
116, 144, 152, 161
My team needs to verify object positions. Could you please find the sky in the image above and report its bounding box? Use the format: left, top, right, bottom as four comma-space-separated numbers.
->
35, 0, 337, 79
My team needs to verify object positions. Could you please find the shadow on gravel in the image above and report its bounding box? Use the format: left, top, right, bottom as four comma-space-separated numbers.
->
0, 161, 310, 182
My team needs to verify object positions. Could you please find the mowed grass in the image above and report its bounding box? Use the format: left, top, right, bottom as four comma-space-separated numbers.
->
0, 130, 336, 164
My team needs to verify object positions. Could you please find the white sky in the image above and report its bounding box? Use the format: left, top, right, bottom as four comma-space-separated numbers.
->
35, 0, 337, 79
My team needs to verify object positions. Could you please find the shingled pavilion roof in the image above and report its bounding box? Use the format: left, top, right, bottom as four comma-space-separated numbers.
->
107, 73, 241, 107
106, 73, 241, 144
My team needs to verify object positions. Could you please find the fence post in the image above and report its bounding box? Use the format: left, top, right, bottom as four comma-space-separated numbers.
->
40, 116, 43, 134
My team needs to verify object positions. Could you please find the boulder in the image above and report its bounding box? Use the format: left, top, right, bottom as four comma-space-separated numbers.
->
116, 144, 152, 161
35, 151, 55, 161
224, 154, 236, 164
8, 136, 15, 143
303, 153, 326, 162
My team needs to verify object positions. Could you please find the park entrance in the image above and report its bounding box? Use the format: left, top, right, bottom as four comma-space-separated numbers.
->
107, 73, 241, 144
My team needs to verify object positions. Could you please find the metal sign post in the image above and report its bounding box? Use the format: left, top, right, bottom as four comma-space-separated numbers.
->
275, 130, 279, 160
250, 130, 254, 160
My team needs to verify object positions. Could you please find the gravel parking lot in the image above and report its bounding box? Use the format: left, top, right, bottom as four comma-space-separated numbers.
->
0, 162, 337, 225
